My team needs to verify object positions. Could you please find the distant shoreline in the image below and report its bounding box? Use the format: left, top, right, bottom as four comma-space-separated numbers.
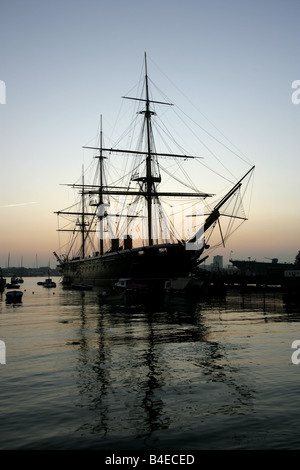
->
0, 267, 60, 277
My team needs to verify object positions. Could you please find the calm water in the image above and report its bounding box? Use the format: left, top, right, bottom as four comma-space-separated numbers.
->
1, 276, 300, 450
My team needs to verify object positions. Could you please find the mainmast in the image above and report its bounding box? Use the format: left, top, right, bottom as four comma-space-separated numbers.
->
144, 52, 154, 246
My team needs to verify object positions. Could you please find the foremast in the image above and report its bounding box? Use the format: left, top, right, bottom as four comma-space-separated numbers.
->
98, 115, 105, 255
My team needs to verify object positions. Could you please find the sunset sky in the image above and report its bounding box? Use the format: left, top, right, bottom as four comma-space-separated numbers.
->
0, 0, 299, 268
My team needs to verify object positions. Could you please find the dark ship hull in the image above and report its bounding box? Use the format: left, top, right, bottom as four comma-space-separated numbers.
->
59, 242, 201, 287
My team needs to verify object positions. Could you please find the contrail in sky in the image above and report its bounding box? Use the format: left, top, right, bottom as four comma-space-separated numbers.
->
0, 201, 38, 208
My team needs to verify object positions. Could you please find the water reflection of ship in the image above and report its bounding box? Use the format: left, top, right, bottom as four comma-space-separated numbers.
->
70, 293, 258, 445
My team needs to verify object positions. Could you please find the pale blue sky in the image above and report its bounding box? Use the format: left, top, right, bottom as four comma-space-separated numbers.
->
0, 0, 299, 267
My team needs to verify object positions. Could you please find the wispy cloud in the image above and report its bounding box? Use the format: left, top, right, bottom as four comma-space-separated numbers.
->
0, 201, 38, 208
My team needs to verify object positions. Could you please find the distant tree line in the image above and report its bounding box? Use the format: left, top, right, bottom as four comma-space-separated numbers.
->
1, 266, 60, 277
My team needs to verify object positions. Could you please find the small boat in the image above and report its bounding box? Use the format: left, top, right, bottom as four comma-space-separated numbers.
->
10, 275, 21, 285
114, 278, 149, 292
6, 283, 20, 289
38, 269, 57, 287
42, 278, 56, 288
6, 290, 23, 303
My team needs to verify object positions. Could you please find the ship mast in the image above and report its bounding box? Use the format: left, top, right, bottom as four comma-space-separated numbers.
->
144, 52, 154, 246
99, 115, 104, 255
79, 166, 85, 259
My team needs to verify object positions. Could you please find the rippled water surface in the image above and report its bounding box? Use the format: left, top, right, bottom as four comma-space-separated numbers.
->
1, 277, 300, 450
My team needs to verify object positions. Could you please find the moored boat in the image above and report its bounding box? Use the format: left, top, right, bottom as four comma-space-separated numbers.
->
114, 278, 149, 292
42, 278, 56, 288
6, 283, 20, 289
6, 290, 23, 303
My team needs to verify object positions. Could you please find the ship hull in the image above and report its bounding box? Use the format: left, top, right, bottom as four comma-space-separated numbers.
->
59, 242, 202, 287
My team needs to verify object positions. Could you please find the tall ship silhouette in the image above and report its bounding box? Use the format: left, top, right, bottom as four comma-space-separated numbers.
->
54, 54, 254, 287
